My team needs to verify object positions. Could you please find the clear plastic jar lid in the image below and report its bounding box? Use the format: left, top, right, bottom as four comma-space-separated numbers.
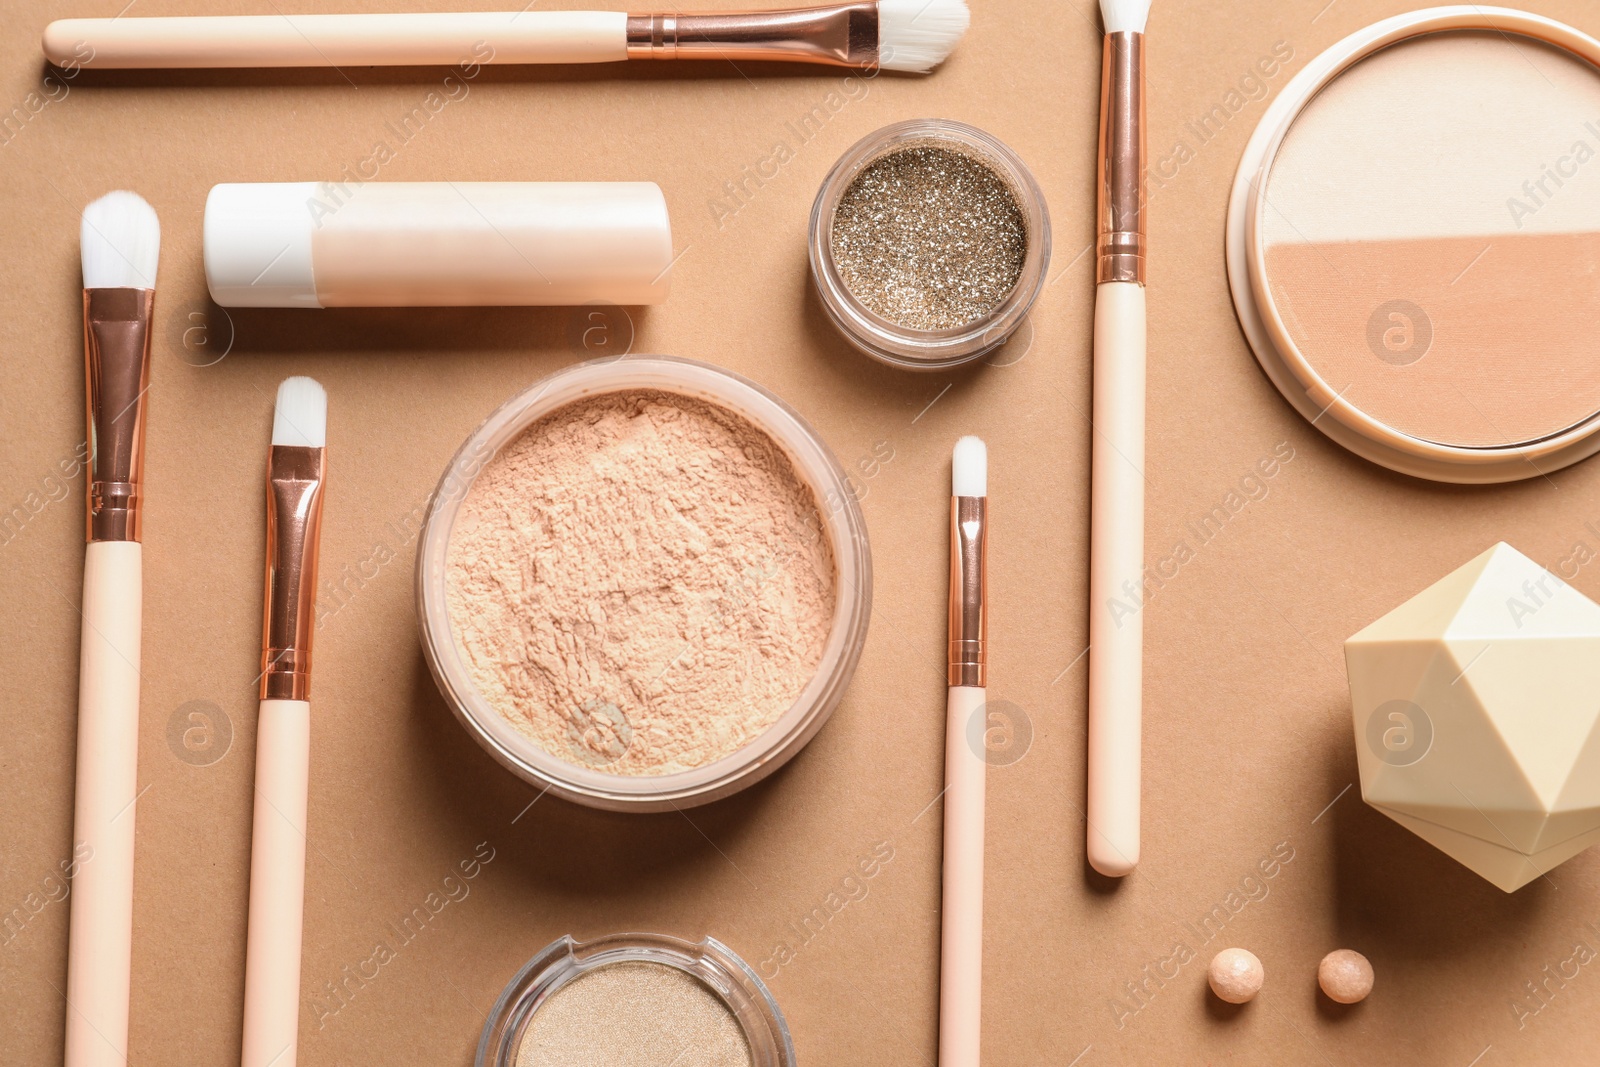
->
415, 355, 872, 811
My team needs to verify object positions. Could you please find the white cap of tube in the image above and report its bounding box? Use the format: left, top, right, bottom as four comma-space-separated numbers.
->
203, 181, 674, 309
205, 182, 322, 308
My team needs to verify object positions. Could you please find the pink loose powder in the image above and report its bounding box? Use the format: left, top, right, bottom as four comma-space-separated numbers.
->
445, 390, 837, 776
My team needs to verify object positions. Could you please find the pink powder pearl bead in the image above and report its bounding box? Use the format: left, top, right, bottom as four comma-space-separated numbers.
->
1208, 948, 1264, 1004
1319, 949, 1374, 1004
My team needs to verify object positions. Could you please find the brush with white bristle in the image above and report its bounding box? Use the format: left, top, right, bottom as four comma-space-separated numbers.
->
64, 189, 161, 1067
952, 435, 987, 498
877, 0, 970, 73
45, 0, 970, 73
271, 376, 328, 449
243, 376, 328, 1067
941, 434, 989, 1067
81, 190, 160, 291
1098, 0, 1151, 33
1087, 0, 1151, 879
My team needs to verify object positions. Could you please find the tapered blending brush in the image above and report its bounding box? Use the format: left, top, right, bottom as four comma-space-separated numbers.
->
65, 190, 158, 1067
1086, 0, 1149, 878
43, 0, 969, 73
941, 436, 988, 1067
241, 377, 327, 1067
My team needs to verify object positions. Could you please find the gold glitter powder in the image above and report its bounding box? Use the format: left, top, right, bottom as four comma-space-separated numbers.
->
830, 143, 1027, 331
515, 961, 753, 1067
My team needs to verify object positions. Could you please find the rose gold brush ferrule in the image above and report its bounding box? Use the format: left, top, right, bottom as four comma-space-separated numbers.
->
948, 496, 988, 688
83, 288, 155, 544
1097, 31, 1146, 285
261, 445, 325, 701
626, 3, 879, 67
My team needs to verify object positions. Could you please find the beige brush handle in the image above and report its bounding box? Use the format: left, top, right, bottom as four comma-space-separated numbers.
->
939, 684, 987, 1067
1087, 280, 1145, 878
64, 541, 142, 1067
42, 11, 627, 69
240, 699, 311, 1067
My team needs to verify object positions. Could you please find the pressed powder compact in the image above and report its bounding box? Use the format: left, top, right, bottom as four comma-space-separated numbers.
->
809, 119, 1051, 370
1228, 7, 1600, 482
477, 934, 794, 1067
417, 356, 872, 810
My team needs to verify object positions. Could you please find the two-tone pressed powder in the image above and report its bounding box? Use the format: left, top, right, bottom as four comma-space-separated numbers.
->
810, 119, 1051, 369
417, 357, 872, 810
1228, 8, 1600, 482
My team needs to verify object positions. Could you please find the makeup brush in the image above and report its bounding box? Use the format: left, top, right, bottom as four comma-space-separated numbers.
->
941, 435, 987, 1067
64, 190, 158, 1067
241, 377, 327, 1067
1086, 0, 1149, 878
43, 0, 969, 73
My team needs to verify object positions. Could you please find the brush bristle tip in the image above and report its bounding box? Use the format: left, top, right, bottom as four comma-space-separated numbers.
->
273, 376, 328, 448
1099, 0, 1152, 33
80, 191, 160, 290
952, 436, 987, 497
876, 0, 970, 73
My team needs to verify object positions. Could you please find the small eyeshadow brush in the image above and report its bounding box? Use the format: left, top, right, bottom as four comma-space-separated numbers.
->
941, 436, 988, 1067
241, 377, 327, 1067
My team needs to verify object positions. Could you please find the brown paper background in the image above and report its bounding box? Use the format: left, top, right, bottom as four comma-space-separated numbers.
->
6, 0, 1600, 1063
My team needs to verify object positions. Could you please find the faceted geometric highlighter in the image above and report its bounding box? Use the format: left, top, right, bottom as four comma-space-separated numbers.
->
1345, 543, 1600, 891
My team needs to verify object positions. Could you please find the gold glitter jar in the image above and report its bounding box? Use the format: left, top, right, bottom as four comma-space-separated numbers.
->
808, 119, 1051, 371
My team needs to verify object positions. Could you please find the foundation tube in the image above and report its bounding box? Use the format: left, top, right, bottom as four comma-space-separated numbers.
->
204, 181, 673, 308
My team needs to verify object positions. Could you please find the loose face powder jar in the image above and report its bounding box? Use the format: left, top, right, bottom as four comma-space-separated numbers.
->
1228, 7, 1600, 482
477, 934, 795, 1067
809, 119, 1051, 370
417, 356, 872, 810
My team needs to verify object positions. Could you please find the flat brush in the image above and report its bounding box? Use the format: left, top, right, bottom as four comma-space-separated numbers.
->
65, 190, 159, 1067
43, 0, 969, 74
941, 436, 988, 1067
240, 377, 327, 1067
1086, 0, 1150, 878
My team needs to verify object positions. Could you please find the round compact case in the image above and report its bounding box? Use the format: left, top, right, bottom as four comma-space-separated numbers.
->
478, 933, 795, 1067
1227, 7, 1600, 482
